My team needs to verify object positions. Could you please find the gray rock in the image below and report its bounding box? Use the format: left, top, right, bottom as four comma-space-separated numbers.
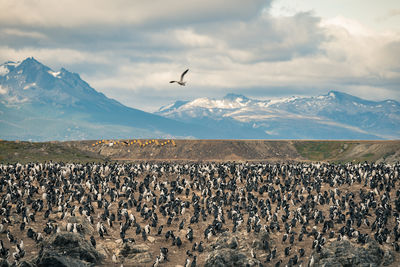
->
35, 232, 104, 267
118, 243, 152, 266
382, 250, 395, 266
210, 232, 239, 250
0, 259, 10, 267
17, 260, 36, 267
259, 229, 270, 244
36, 251, 90, 267
126, 252, 152, 264
309, 240, 395, 267
250, 229, 271, 251
119, 243, 149, 257
205, 232, 263, 267
205, 248, 262, 267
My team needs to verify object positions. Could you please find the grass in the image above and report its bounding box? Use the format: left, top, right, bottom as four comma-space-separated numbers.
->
294, 141, 352, 161
0, 140, 105, 164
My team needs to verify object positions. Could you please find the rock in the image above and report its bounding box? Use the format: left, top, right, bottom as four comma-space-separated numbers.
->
119, 244, 149, 256
251, 239, 263, 249
259, 229, 270, 244
36, 251, 90, 267
0, 259, 10, 267
129, 252, 152, 264
309, 240, 395, 267
38, 232, 103, 266
17, 260, 36, 267
205, 232, 262, 267
382, 249, 395, 266
211, 232, 239, 250
117, 243, 152, 266
147, 236, 155, 243
205, 248, 262, 267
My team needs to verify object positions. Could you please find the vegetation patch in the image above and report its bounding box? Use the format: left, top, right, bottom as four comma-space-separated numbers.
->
294, 141, 351, 161
0, 140, 104, 164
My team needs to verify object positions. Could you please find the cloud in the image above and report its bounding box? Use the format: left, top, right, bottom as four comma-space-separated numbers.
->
0, 1, 399, 111
1, 28, 47, 39
0, 46, 112, 73
0, 0, 269, 28
377, 9, 400, 22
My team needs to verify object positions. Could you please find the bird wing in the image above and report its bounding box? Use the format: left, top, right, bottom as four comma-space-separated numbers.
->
180, 69, 189, 81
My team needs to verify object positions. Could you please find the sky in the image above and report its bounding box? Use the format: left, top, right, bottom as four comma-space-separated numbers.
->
0, 0, 399, 112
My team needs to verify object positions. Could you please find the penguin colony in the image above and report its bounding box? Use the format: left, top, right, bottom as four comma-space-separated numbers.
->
0, 161, 400, 266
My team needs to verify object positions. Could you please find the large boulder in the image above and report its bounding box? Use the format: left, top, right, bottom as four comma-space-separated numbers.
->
35, 232, 103, 267
0, 259, 10, 267
36, 251, 90, 267
309, 240, 395, 267
117, 243, 153, 266
205, 248, 262, 267
17, 260, 36, 267
205, 232, 263, 267
210, 233, 239, 250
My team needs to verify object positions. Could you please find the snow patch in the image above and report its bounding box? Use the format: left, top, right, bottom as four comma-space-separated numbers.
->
186, 97, 248, 110
23, 83, 37, 90
5, 61, 21, 67
266, 96, 299, 107
0, 85, 7, 94
4, 95, 29, 104
0, 65, 9, 76
48, 70, 61, 78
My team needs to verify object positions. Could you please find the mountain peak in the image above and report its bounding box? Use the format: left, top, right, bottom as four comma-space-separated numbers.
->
326, 90, 352, 98
17, 57, 50, 73
223, 93, 249, 101
158, 100, 189, 113
324, 90, 371, 104
19, 57, 43, 67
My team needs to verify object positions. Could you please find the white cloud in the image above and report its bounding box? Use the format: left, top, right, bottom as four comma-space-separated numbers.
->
0, 85, 7, 94
0, 1, 399, 111
174, 29, 218, 48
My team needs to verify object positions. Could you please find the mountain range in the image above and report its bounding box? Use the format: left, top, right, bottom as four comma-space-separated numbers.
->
157, 92, 400, 140
1, 57, 399, 141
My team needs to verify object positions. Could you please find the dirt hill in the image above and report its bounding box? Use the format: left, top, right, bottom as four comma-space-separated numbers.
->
1, 139, 399, 163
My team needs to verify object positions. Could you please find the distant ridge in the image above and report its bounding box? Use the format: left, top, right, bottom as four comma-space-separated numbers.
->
156, 91, 400, 140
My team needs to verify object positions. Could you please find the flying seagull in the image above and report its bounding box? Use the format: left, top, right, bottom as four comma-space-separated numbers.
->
170, 69, 189, 86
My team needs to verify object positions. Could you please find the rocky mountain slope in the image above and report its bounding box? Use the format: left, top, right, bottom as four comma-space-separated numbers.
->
0, 58, 213, 141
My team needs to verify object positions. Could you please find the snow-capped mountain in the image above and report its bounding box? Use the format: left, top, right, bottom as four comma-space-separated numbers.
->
156, 92, 400, 139
0, 57, 214, 141
2, 57, 398, 141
